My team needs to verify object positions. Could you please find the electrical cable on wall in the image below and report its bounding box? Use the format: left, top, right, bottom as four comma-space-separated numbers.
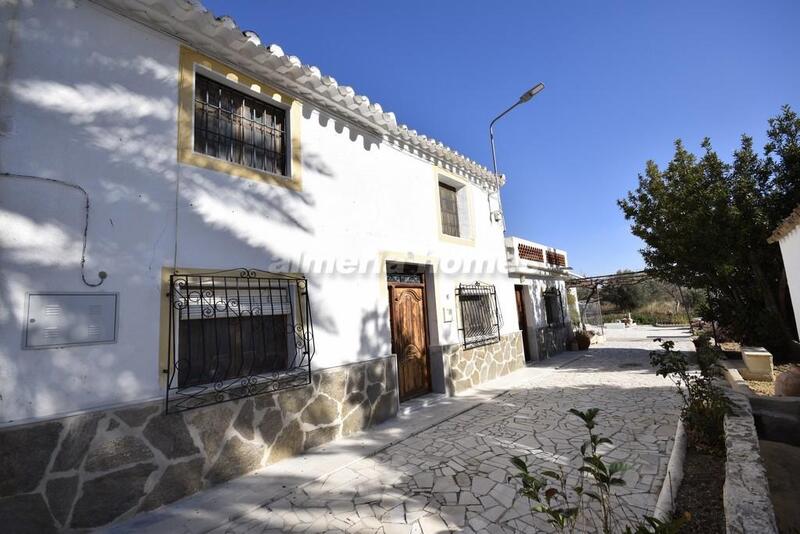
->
0, 172, 107, 287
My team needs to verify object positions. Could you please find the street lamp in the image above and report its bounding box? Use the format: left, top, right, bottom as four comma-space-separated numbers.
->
488, 82, 545, 227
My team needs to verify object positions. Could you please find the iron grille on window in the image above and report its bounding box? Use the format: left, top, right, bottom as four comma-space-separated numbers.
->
165, 269, 314, 413
544, 287, 564, 327
439, 183, 460, 237
456, 283, 501, 349
194, 74, 288, 176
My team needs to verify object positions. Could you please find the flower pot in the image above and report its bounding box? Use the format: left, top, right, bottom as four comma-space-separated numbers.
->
575, 332, 591, 351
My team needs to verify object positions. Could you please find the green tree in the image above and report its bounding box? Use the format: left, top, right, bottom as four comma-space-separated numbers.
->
601, 270, 646, 312
618, 106, 800, 354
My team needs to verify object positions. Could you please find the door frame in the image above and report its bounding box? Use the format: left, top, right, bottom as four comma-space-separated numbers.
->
387, 280, 432, 402
514, 284, 532, 362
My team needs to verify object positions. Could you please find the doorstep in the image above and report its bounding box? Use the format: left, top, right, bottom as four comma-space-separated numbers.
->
104, 354, 571, 534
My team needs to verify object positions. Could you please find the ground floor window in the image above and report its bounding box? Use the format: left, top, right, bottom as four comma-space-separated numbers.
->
457, 283, 501, 349
166, 269, 314, 413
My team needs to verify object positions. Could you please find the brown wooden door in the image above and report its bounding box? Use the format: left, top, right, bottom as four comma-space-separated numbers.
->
389, 284, 431, 401
515, 285, 531, 362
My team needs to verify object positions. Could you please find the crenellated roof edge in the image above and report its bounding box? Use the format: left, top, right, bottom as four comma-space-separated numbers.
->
768, 204, 800, 243
91, 0, 504, 189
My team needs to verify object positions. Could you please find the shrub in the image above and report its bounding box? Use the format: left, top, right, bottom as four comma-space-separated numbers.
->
649, 339, 730, 454
510, 408, 690, 533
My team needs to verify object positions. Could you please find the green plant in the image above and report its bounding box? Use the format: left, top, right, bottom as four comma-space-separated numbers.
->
650, 339, 730, 454
567, 292, 581, 325
510, 459, 581, 532
571, 408, 627, 533
618, 106, 800, 352
510, 408, 689, 533
622, 514, 690, 534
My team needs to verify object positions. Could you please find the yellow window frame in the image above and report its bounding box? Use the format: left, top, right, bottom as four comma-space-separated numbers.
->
177, 46, 303, 191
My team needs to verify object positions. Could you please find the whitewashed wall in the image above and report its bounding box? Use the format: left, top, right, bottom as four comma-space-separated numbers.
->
0, 1, 517, 423
778, 227, 800, 340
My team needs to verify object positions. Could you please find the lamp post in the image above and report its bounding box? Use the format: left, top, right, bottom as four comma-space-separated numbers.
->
488, 82, 545, 229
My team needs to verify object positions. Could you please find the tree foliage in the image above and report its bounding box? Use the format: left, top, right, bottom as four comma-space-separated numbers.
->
600, 271, 646, 312
619, 106, 800, 351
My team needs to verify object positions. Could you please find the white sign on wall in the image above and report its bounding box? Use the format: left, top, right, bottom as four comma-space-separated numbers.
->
24, 293, 119, 349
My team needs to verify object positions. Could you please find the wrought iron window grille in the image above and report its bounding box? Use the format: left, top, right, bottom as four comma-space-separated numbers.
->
456, 283, 501, 349
439, 182, 460, 237
194, 74, 288, 176
165, 269, 314, 413
386, 272, 424, 284
543, 287, 565, 327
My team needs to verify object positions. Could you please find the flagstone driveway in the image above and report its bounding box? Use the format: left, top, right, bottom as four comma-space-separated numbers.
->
215, 326, 688, 534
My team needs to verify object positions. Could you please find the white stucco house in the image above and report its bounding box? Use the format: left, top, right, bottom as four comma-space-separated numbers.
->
0, 1, 574, 529
769, 205, 800, 340
505, 237, 575, 360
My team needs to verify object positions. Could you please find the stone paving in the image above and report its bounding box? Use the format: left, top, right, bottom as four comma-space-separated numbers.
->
215, 326, 690, 534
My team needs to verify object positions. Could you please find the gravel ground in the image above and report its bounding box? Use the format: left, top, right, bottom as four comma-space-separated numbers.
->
674, 447, 725, 533
746, 364, 798, 396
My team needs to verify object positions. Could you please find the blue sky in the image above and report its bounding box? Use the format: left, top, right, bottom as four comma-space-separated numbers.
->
204, 0, 799, 275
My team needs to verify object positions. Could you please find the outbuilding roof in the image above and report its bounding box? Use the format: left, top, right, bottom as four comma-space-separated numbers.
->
768, 204, 800, 243
94, 0, 503, 189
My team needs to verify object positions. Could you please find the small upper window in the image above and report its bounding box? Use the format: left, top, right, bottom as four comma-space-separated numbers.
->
439, 182, 460, 237
194, 73, 288, 176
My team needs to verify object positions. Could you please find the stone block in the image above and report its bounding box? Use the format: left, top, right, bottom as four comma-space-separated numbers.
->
85, 435, 154, 472
723, 391, 779, 534
45, 475, 78, 525
346, 365, 366, 394
741, 346, 774, 381
0, 422, 61, 497
254, 392, 277, 410
71, 462, 158, 528
304, 426, 338, 450
370, 392, 398, 426
114, 404, 160, 428
318, 371, 347, 400
234, 400, 255, 440
143, 413, 199, 459
267, 419, 304, 464
186, 404, 234, 459
366, 382, 383, 403
0, 493, 56, 534
301, 394, 340, 426
205, 436, 264, 485
341, 401, 369, 436
367, 360, 385, 383
277, 384, 314, 415
139, 458, 205, 511
53, 413, 102, 472
258, 409, 284, 446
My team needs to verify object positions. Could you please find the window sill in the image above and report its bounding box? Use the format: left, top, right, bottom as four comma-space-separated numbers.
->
179, 149, 302, 191
438, 233, 475, 247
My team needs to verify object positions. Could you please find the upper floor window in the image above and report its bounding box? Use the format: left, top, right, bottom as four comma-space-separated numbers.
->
439, 182, 460, 237
194, 74, 288, 177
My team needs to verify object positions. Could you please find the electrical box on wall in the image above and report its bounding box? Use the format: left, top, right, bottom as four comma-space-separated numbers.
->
442, 306, 453, 323
24, 293, 118, 349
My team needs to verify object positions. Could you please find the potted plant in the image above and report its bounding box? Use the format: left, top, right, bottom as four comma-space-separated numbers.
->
575, 330, 592, 350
